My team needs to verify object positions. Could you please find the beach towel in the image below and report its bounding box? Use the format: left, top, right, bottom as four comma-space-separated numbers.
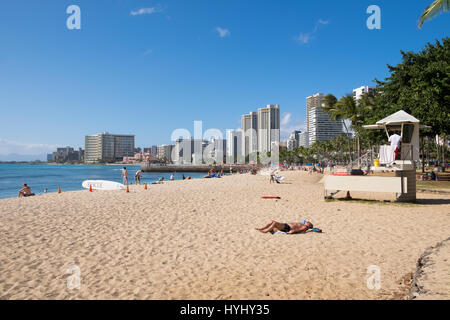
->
379, 145, 395, 164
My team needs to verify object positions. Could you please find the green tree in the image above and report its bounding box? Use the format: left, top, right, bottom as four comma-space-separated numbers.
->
374, 38, 450, 168
418, 0, 450, 28
322, 94, 353, 162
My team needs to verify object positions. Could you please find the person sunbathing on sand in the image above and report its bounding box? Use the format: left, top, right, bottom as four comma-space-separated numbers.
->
256, 220, 317, 234
18, 184, 35, 198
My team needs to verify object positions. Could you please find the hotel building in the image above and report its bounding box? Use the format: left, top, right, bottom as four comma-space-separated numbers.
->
306, 93, 342, 145
85, 132, 135, 163
241, 112, 258, 158
353, 86, 375, 101
257, 104, 280, 154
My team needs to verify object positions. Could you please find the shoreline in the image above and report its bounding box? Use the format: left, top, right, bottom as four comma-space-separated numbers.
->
1, 171, 449, 299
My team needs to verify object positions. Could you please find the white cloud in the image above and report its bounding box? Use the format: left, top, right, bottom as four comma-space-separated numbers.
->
281, 112, 292, 126
294, 33, 311, 44
216, 27, 230, 38
280, 115, 306, 141
130, 6, 163, 16
0, 138, 58, 156
295, 19, 329, 44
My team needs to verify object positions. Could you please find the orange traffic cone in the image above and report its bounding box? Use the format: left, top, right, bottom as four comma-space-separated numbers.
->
144, 183, 147, 190
126, 185, 130, 193
89, 184, 93, 192
58, 186, 61, 194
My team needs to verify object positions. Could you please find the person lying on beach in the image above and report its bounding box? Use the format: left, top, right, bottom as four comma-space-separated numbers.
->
18, 184, 35, 198
256, 220, 320, 234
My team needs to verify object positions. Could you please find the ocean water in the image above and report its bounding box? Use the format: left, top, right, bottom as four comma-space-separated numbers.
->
0, 164, 205, 199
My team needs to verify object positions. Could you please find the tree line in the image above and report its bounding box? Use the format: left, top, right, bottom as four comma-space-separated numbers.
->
281, 37, 449, 171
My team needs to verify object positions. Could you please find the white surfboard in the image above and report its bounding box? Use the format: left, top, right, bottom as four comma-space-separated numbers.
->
82, 180, 126, 190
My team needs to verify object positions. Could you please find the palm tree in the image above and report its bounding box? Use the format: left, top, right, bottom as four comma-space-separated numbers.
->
322, 94, 354, 163
418, 0, 450, 28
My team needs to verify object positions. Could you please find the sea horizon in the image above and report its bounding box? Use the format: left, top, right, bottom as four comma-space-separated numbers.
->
0, 163, 205, 199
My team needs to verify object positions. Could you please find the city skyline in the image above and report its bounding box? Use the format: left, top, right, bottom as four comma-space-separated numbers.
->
1, 1, 449, 160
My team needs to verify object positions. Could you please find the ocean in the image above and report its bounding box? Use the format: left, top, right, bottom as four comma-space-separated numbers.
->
0, 164, 205, 199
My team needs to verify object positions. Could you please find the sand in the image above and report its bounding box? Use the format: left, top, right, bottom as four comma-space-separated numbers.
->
0, 171, 449, 300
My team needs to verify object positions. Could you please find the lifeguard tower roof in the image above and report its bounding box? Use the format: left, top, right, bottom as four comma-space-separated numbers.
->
363, 110, 422, 130
376, 110, 420, 125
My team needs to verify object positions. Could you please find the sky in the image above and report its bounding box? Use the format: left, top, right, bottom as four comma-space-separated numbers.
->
0, 0, 449, 160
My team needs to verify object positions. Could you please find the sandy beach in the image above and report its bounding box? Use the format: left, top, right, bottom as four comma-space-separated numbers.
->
0, 171, 449, 300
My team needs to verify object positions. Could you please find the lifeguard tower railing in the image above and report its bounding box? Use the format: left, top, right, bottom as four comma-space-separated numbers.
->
346, 144, 415, 171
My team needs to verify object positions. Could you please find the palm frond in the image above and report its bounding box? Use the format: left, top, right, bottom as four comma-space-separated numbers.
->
418, 0, 450, 28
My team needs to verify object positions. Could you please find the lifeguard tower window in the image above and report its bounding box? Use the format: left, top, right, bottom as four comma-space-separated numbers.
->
402, 124, 414, 144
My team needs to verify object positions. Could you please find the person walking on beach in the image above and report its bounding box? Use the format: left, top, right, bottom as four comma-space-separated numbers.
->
122, 167, 128, 185
135, 169, 142, 185
256, 220, 318, 234
170, 173, 174, 181
18, 184, 35, 198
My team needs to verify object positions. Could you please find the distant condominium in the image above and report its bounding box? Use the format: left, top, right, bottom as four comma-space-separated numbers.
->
257, 104, 280, 154
287, 130, 302, 151
172, 137, 227, 165
306, 93, 342, 145
85, 132, 135, 163
143, 145, 158, 156
173, 138, 208, 165
353, 86, 375, 101
298, 132, 309, 147
241, 111, 258, 156
241, 104, 280, 158
226, 130, 243, 163
48, 146, 84, 163
157, 144, 174, 163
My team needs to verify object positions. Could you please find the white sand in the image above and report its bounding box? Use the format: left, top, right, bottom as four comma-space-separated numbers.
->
0, 171, 449, 299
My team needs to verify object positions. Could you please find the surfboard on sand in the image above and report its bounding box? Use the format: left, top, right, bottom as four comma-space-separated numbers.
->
82, 180, 126, 190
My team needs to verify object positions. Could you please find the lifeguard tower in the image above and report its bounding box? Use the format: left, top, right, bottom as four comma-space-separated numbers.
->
322, 110, 429, 202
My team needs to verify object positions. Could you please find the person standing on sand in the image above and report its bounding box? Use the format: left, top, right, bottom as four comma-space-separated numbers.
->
135, 169, 142, 185
170, 173, 174, 181
122, 167, 128, 185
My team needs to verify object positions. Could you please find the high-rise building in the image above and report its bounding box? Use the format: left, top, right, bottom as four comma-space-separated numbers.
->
257, 104, 280, 154
49, 147, 84, 163
241, 111, 258, 158
306, 93, 342, 145
299, 132, 309, 147
226, 130, 243, 164
287, 130, 302, 151
157, 144, 174, 162
353, 86, 375, 101
173, 138, 206, 164
203, 138, 227, 164
85, 132, 135, 163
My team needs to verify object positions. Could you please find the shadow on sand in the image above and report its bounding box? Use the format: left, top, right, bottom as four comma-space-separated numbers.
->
326, 197, 450, 206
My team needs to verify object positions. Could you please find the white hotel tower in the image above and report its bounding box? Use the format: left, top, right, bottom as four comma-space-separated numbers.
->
306, 93, 342, 145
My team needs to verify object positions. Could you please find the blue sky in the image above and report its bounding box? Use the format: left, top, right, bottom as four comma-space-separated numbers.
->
0, 0, 448, 160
